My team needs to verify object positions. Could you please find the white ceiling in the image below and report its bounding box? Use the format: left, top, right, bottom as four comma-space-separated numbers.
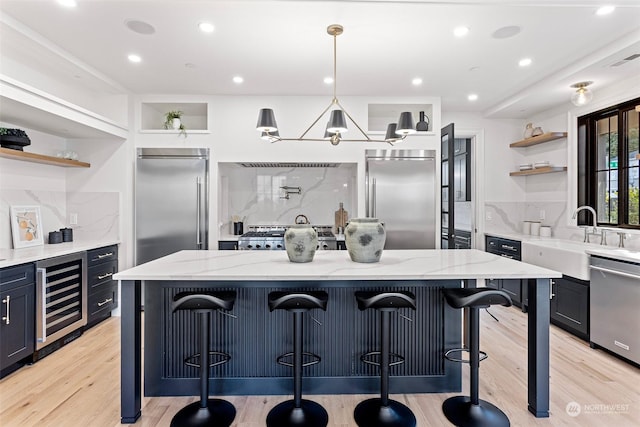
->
1, 0, 639, 119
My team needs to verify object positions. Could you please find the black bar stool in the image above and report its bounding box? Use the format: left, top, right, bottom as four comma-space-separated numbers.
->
267, 291, 329, 427
171, 291, 237, 427
354, 291, 417, 427
442, 287, 512, 427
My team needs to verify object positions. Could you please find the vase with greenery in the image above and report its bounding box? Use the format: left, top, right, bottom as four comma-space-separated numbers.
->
0, 127, 31, 151
163, 110, 187, 136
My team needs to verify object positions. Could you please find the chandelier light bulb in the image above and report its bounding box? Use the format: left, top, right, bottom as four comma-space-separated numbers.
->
570, 81, 594, 106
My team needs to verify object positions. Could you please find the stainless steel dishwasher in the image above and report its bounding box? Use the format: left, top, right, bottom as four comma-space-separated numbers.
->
589, 256, 640, 365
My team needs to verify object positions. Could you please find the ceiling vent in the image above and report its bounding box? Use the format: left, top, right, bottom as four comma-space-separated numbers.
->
609, 53, 640, 67
239, 162, 339, 168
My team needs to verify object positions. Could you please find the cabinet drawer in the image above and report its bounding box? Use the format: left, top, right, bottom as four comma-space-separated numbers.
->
88, 260, 118, 289
87, 245, 118, 266
88, 284, 118, 319
486, 236, 521, 260
0, 264, 35, 291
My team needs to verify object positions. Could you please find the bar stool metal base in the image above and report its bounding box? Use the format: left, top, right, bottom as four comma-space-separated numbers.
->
170, 399, 236, 427
266, 399, 329, 427
354, 398, 417, 427
442, 396, 510, 427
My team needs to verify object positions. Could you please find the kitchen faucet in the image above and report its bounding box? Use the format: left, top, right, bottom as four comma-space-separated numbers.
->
572, 205, 602, 243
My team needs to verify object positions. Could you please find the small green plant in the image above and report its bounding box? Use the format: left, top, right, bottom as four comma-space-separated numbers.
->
163, 110, 187, 136
0, 127, 30, 139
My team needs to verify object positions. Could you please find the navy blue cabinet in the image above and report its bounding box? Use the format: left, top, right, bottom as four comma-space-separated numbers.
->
0, 263, 35, 378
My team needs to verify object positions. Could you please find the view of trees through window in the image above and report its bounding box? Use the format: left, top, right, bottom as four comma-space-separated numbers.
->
579, 98, 639, 229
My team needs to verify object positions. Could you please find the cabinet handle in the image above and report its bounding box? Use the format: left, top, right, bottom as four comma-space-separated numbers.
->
501, 244, 516, 251
499, 254, 514, 259
97, 272, 114, 280
97, 252, 114, 259
550, 280, 555, 299
97, 298, 114, 307
2, 295, 9, 325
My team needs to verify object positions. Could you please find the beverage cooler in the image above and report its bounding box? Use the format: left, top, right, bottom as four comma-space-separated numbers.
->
34, 252, 87, 360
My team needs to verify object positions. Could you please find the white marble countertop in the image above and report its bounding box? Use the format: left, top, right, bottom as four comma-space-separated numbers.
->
486, 231, 640, 264
585, 248, 640, 264
113, 249, 561, 281
0, 239, 120, 269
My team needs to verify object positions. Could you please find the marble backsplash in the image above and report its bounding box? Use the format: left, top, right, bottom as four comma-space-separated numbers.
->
485, 201, 640, 250
0, 190, 119, 249
219, 163, 357, 233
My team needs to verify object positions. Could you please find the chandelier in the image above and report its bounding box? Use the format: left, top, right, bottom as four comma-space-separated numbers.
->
256, 24, 416, 146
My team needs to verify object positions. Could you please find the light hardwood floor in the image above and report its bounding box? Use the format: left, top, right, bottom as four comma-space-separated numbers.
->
0, 306, 638, 426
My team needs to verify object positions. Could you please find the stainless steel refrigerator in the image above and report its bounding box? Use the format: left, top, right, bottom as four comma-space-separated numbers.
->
365, 149, 436, 249
135, 148, 209, 266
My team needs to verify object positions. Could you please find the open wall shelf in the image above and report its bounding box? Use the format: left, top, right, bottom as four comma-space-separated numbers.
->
510, 166, 566, 176
509, 132, 567, 148
0, 147, 90, 167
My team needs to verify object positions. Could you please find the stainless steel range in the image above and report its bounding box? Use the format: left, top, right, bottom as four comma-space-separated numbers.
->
238, 225, 337, 250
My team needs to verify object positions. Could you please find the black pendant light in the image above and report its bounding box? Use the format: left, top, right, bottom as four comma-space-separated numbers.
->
255, 24, 415, 146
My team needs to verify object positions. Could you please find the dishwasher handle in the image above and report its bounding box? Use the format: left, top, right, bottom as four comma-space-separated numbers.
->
590, 265, 640, 281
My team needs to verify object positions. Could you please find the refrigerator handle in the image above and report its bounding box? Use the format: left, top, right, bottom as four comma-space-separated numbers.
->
196, 177, 202, 249
372, 178, 377, 218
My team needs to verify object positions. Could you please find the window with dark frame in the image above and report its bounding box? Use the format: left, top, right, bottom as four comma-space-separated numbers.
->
577, 97, 640, 229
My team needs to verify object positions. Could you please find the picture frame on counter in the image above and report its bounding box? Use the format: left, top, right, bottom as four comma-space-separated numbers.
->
10, 205, 44, 248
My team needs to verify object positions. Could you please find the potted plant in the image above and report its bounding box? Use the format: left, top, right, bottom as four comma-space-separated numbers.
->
163, 110, 187, 136
0, 127, 31, 151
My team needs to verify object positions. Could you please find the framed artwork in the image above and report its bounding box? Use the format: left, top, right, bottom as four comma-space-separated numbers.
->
10, 205, 44, 248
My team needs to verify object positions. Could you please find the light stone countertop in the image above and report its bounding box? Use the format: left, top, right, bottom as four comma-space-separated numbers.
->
486, 232, 640, 264
585, 248, 640, 264
113, 249, 560, 282
0, 239, 120, 269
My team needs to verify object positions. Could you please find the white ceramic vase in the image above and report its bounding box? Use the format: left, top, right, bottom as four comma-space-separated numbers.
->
345, 218, 386, 263
171, 118, 181, 130
284, 224, 318, 263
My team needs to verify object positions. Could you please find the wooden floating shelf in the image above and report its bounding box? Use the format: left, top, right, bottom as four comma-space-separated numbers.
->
0, 147, 90, 168
509, 132, 568, 148
510, 166, 567, 176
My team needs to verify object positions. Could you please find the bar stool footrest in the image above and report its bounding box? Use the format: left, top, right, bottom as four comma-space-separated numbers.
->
444, 348, 488, 364
276, 351, 321, 368
360, 351, 405, 367
184, 351, 231, 369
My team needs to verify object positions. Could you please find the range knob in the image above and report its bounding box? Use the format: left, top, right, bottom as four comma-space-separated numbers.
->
265, 244, 271, 249
247, 245, 253, 249
255, 244, 262, 249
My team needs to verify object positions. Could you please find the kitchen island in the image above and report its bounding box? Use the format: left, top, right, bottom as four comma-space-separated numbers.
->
115, 249, 560, 423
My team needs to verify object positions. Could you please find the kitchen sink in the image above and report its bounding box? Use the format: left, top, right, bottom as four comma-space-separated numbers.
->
522, 239, 597, 281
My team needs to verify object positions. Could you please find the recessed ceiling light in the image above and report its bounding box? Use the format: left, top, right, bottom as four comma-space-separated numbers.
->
324, 77, 334, 85
596, 6, 615, 16
492, 26, 521, 39
57, 0, 77, 7
453, 26, 469, 38
199, 22, 215, 33
128, 54, 142, 63
185, 63, 196, 68
468, 94, 479, 101
125, 20, 156, 35
519, 58, 532, 67
233, 76, 244, 84
412, 78, 423, 86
